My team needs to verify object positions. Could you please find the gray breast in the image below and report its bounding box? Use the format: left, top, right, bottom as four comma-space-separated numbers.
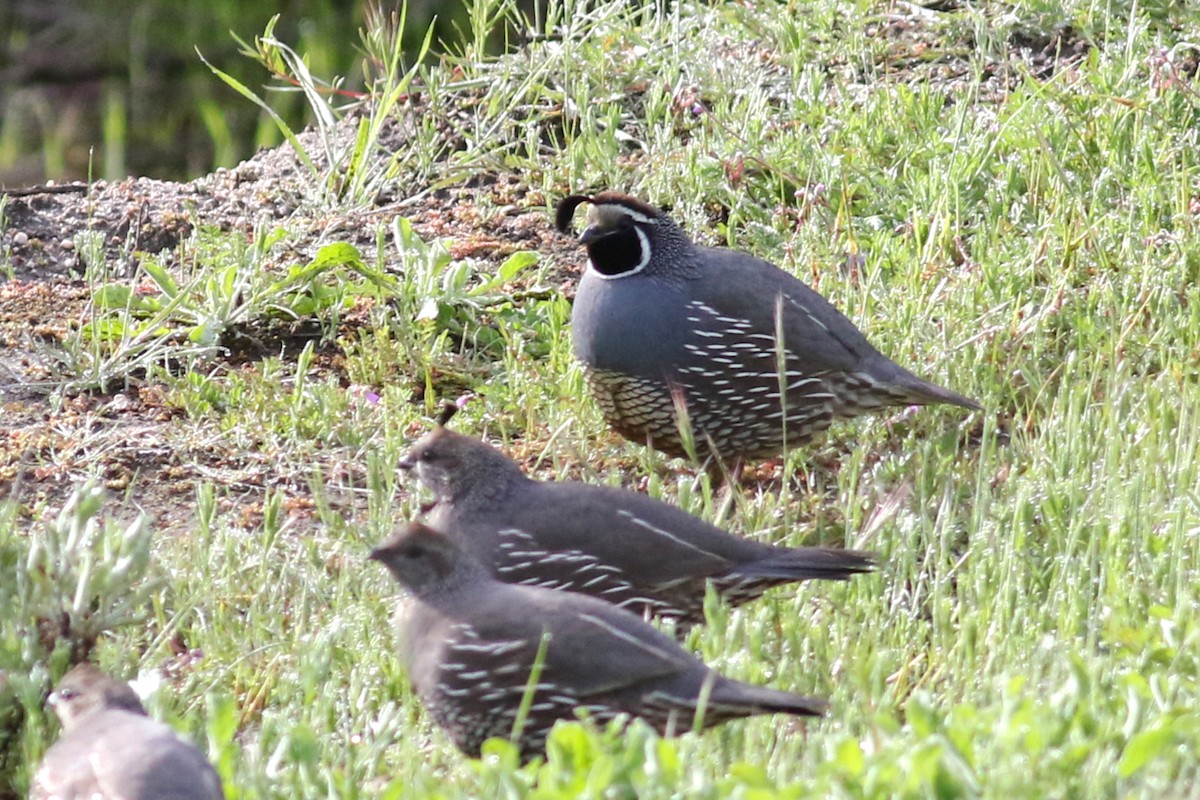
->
576, 290, 841, 459
571, 269, 688, 379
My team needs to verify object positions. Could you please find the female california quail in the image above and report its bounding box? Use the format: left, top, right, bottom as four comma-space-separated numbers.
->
369, 522, 827, 761
32, 664, 225, 800
556, 193, 981, 462
399, 424, 874, 627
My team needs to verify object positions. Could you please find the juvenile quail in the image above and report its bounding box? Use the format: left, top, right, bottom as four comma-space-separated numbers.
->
556, 193, 981, 462
399, 424, 874, 627
31, 663, 224, 800
369, 522, 827, 760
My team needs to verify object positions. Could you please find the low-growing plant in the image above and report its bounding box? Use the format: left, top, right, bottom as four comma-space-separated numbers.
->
392, 215, 548, 356
59, 228, 397, 393
0, 482, 163, 796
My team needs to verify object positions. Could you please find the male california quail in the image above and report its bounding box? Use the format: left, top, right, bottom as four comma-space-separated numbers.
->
369, 522, 827, 760
556, 193, 981, 462
400, 423, 874, 627
31, 663, 224, 800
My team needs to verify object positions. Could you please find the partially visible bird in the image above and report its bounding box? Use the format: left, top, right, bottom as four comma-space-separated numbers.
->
399, 422, 874, 628
31, 663, 224, 800
556, 192, 981, 463
369, 522, 827, 760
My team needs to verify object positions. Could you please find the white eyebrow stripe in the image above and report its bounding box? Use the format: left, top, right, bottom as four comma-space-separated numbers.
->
604, 205, 655, 224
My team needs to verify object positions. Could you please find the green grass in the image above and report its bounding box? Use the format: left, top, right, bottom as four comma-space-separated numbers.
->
4, 0, 1200, 797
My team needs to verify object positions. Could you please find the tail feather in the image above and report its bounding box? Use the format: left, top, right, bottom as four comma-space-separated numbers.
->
843, 358, 982, 413
706, 680, 828, 721
728, 547, 876, 583
647, 677, 828, 733
895, 372, 982, 411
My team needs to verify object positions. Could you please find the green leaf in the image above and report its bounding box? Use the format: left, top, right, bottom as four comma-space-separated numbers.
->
836, 737, 866, 776
219, 264, 238, 299
393, 216, 424, 254
197, 44, 318, 180
443, 260, 472, 294
1118, 722, 1176, 777
189, 319, 224, 346
206, 693, 240, 785
498, 250, 538, 280
82, 318, 127, 342
728, 762, 771, 787
94, 284, 133, 309
311, 242, 365, 271
286, 722, 321, 765
907, 693, 938, 737
339, 116, 372, 199
132, 321, 172, 338
141, 259, 179, 298
288, 296, 317, 316
92, 283, 164, 315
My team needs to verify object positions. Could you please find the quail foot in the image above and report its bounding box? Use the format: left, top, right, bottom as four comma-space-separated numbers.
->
31, 663, 224, 800
370, 522, 827, 761
556, 193, 981, 464
400, 424, 875, 628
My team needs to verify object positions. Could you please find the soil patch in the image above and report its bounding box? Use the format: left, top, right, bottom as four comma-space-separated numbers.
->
0, 112, 581, 524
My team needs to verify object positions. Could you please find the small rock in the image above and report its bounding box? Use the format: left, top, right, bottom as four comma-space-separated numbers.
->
13, 232, 28, 246
61, 239, 75, 251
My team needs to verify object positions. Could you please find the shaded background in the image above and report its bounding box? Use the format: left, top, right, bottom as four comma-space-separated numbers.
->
0, 0, 532, 187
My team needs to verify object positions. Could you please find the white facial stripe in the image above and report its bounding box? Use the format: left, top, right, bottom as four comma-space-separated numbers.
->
588, 203, 656, 226
613, 206, 655, 225
586, 226, 651, 280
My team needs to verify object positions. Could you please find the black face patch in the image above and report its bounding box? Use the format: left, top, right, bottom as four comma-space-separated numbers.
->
586, 221, 644, 276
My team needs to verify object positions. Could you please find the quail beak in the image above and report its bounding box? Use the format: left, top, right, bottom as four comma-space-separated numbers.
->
369, 526, 412, 563
397, 455, 415, 471
579, 224, 611, 245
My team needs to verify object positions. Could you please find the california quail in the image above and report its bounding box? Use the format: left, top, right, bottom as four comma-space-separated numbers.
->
31, 663, 224, 800
556, 193, 981, 462
399, 424, 874, 627
369, 522, 827, 760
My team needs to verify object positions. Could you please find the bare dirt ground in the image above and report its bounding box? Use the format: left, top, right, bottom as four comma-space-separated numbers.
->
0, 110, 582, 533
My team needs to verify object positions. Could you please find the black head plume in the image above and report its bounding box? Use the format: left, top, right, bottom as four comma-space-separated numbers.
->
556, 195, 593, 234
437, 402, 459, 428
436, 394, 475, 427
